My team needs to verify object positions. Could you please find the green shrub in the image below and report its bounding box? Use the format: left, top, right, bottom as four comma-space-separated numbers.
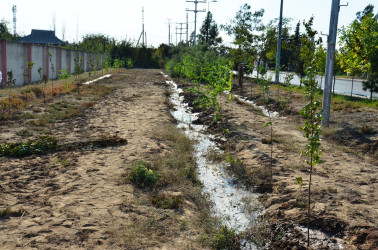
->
129, 162, 159, 188
0, 136, 58, 157
211, 225, 241, 250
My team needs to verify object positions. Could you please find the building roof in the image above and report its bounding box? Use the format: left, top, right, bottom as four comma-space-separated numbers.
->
16, 29, 66, 46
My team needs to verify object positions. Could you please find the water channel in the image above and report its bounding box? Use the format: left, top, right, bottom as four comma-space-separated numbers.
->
163, 74, 344, 249
165, 77, 261, 249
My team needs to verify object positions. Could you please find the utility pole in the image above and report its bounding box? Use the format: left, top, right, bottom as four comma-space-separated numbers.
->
186, 13, 189, 43
168, 19, 171, 45
137, 7, 146, 47
142, 7, 145, 46
12, 5, 17, 35
76, 12, 78, 43
176, 22, 187, 44
275, 0, 284, 84
322, 0, 346, 126
176, 26, 178, 45
185, 0, 206, 45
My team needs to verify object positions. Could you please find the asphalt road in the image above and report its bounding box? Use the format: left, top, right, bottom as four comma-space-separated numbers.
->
247, 71, 378, 99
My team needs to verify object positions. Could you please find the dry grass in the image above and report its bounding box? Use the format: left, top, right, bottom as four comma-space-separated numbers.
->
118, 124, 215, 248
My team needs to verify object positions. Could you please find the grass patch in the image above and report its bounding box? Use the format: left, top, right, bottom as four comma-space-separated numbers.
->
327, 187, 338, 194
0, 136, 58, 157
261, 137, 280, 145
360, 124, 376, 134
152, 125, 199, 185
211, 225, 241, 249
206, 148, 224, 163
120, 125, 216, 247
0, 207, 12, 217
16, 129, 33, 137
150, 192, 183, 209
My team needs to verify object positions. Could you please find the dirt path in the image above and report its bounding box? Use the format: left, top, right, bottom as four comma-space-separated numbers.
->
1, 70, 207, 249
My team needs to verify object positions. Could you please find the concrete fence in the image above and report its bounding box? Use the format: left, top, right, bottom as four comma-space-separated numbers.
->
0, 40, 104, 87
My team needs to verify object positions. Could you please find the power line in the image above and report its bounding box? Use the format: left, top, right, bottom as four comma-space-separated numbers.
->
185, 0, 206, 45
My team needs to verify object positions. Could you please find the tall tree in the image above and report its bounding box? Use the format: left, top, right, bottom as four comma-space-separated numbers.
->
0, 19, 18, 41
315, 43, 327, 86
258, 17, 292, 69
222, 4, 264, 65
339, 4, 378, 98
79, 34, 116, 53
198, 11, 222, 46
291, 22, 305, 85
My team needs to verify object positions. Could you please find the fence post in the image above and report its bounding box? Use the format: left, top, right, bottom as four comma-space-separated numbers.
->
1, 40, 7, 87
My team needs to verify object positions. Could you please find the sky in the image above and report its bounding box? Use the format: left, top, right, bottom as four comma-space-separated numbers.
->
0, 0, 375, 47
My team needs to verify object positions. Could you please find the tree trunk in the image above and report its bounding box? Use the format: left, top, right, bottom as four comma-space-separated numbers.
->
238, 63, 244, 95
350, 76, 354, 97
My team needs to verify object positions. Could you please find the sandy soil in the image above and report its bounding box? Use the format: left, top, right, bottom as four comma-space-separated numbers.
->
0, 70, 208, 249
180, 78, 377, 249
1, 69, 376, 249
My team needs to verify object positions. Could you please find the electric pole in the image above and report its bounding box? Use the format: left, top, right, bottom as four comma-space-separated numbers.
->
275, 0, 284, 84
176, 26, 178, 45
322, 0, 346, 126
76, 12, 78, 43
137, 7, 146, 47
185, 0, 206, 45
186, 13, 189, 43
176, 22, 187, 44
12, 5, 17, 35
168, 19, 171, 45
142, 7, 145, 46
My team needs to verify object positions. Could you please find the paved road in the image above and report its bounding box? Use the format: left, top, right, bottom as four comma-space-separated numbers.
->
247, 71, 378, 99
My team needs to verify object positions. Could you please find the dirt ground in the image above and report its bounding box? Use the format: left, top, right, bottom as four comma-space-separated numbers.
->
0, 70, 211, 249
179, 77, 377, 249
0, 69, 377, 249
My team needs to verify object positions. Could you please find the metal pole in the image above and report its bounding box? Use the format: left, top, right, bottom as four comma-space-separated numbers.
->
275, 0, 283, 84
142, 7, 145, 46
186, 1, 206, 45
194, 1, 197, 44
322, 0, 340, 126
186, 13, 189, 43
168, 20, 171, 45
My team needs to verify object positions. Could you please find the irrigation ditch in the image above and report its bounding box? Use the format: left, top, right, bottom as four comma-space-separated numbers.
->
0, 69, 376, 249
163, 73, 355, 249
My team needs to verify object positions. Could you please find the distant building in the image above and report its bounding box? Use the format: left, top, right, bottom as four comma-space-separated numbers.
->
16, 29, 66, 46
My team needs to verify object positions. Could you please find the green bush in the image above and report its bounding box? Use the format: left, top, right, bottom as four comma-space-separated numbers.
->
211, 225, 241, 250
129, 162, 160, 188
0, 136, 58, 157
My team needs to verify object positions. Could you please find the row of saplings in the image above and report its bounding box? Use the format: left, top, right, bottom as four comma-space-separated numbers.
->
165, 48, 323, 248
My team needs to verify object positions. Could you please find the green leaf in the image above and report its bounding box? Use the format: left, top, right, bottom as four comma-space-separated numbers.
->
264, 121, 272, 127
